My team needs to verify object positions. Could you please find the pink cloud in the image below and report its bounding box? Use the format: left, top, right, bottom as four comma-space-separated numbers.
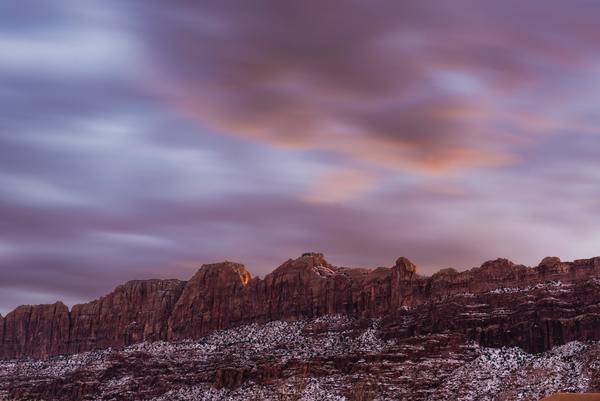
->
134, 0, 600, 173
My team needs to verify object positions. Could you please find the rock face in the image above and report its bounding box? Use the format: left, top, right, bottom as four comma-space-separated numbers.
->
0, 302, 70, 359
1, 253, 600, 359
168, 262, 251, 339
391, 256, 419, 308
1, 280, 185, 359
69, 279, 186, 354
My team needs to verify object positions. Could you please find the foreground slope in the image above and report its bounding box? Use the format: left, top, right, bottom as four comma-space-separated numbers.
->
0, 316, 599, 400
541, 395, 600, 400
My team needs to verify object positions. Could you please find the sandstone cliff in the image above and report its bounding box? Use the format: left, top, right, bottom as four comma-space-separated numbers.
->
1, 253, 599, 359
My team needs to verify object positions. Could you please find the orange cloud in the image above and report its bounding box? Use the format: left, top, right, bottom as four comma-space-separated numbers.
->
139, 0, 600, 175
303, 168, 378, 203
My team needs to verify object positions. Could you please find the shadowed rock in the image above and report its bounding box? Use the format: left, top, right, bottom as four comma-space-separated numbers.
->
2, 253, 600, 359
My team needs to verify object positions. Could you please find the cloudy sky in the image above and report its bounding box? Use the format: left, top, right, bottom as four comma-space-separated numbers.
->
1, 0, 600, 314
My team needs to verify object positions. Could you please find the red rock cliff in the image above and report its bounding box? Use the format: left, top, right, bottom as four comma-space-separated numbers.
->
0, 301, 70, 359
2, 253, 600, 359
168, 261, 250, 339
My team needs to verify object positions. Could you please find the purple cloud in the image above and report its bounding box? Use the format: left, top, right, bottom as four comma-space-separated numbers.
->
128, 0, 600, 171
1, 0, 600, 315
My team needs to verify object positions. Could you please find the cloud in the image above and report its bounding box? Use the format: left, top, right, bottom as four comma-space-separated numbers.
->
2, 0, 600, 316
304, 168, 378, 203
127, 0, 600, 172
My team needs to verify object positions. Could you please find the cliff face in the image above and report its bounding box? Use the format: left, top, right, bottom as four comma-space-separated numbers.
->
168, 253, 394, 340
0, 302, 70, 359
1, 279, 185, 359
68, 279, 186, 354
2, 253, 600, 359
167, 262, 250, 339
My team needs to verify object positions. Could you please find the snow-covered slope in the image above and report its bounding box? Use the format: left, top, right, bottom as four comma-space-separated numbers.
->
1, 316, 598, 401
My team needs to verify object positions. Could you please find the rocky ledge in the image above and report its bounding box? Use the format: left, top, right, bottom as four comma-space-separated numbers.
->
1, 253, 600, 359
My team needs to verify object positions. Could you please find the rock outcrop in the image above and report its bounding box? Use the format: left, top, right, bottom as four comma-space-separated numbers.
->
2, 253, 600, 359
68, 279, 186, 354
0, 302, 70, 359
168, 262, 251, 339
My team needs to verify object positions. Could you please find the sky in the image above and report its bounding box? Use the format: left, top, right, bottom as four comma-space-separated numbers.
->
1, 0, 600, 314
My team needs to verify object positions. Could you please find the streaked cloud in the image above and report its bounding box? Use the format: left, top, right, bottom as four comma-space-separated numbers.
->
130, 0, 600, 172
1, 0, 600, 314
304, 168, 378, 203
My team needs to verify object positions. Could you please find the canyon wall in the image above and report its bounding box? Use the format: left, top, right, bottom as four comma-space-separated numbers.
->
1, 253, 600, 359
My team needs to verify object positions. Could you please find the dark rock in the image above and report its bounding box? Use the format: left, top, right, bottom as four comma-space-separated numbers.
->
0, 301, 70, 359
168, 261, 251, 339
2, 254, 600, 359
68, 279, 185, 355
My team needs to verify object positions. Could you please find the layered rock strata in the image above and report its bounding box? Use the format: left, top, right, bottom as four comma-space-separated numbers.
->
1, 253, 599, 359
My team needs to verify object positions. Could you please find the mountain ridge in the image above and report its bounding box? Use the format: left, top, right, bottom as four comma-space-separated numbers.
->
1, 253, 600, 359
